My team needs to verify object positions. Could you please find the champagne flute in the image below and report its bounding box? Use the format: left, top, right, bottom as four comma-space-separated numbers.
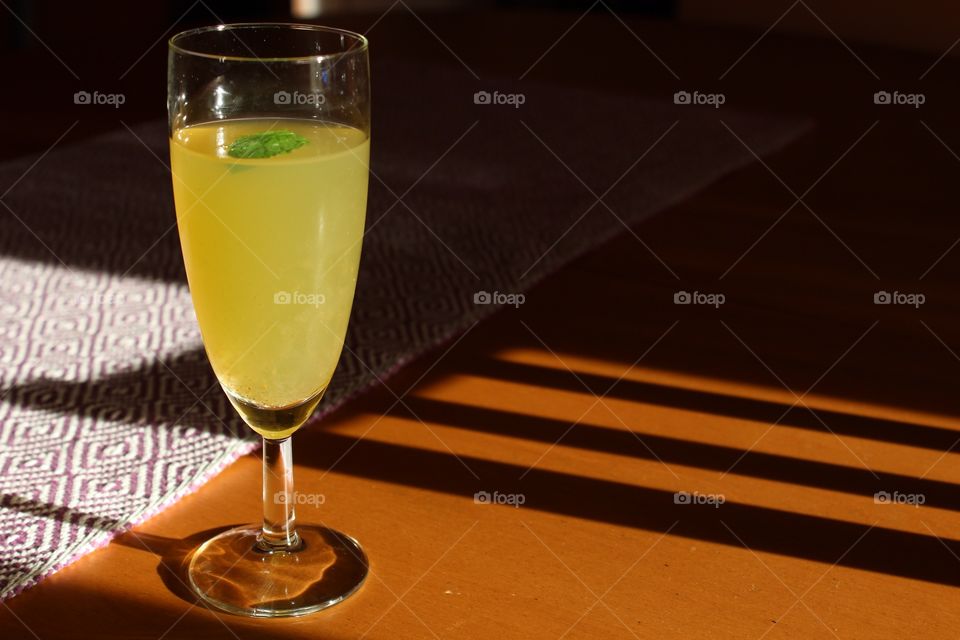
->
167, 23, 370, 617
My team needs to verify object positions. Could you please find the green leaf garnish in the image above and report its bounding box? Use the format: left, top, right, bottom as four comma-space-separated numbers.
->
227, 130, 309, 159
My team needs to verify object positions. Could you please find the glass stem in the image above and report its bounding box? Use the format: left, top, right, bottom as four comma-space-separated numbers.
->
258, 436, 301, 552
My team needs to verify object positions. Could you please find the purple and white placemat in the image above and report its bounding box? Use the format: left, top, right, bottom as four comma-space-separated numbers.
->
0, 63, 808, 599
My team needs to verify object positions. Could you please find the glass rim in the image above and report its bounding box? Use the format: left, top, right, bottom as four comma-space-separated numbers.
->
169, 22, 368, 63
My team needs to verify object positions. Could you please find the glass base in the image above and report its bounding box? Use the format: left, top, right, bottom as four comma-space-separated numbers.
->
187, 524, 368, 617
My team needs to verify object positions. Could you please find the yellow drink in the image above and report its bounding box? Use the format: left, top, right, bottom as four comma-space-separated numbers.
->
170, 119, 369, 438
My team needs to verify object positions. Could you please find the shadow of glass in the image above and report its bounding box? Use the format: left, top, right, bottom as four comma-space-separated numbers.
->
1, 347, 245, 439
113, 526, 240, 606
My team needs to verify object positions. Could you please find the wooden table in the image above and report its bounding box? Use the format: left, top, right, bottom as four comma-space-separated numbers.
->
3, 7, 960, 639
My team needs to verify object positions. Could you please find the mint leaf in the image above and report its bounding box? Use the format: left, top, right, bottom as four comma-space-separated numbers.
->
227, 130, 309, 159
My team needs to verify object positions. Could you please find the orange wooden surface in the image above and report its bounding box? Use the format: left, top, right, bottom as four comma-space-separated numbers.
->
3, 9, 960, 639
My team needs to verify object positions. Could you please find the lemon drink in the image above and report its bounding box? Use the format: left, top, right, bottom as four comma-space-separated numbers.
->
171, 119, 369, 438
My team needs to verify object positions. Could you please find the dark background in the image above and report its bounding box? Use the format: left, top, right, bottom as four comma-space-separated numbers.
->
2, 0, 957, 159
0, 0, 675, 159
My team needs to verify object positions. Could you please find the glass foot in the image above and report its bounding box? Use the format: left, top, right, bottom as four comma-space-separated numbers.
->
188, 524, 368, 617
